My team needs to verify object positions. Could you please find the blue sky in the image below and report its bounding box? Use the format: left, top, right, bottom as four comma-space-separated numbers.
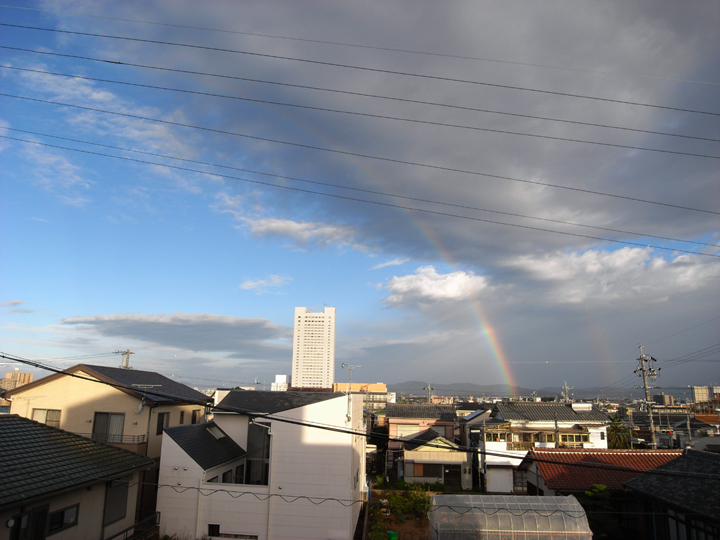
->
1, 0, 719, 394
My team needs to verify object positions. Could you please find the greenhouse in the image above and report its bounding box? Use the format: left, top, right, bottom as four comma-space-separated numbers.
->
429, 495, 592, 540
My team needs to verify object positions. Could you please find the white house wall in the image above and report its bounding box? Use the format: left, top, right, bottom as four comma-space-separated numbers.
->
158, 394, 365, 540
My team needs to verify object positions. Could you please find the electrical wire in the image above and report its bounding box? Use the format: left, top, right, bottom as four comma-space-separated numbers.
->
3, 351, 719, 480
4, 46, 717, 144
4, 133, 719, 259
6, 66, 720, 157
2, 3, 717, 87
3, 94, 719, 218
3, 23, 719, 117
4, 126, 716, 250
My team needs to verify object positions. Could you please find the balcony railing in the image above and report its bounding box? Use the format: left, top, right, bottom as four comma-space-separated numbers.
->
105, 512, 160, 540
76, 433, 147, 444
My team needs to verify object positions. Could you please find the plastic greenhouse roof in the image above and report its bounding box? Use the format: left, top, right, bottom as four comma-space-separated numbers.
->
429, 495, 592, 539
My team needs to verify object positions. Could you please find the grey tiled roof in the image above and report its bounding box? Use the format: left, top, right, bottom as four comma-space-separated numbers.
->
494, 402, 609, 423
217, 390, 342, 414
83, 365, 212, 404
624, 450, 720, 521
164, 422, 246, 470
0, 415, 153, 510
403, 429, 456, 451
385, 403, 456, 420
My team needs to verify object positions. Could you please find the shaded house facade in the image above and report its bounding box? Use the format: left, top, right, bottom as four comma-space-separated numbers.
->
3, 364, 212, 518
624, 449, 720, 540
400, 429, 472, 490
0, 415, 154, 540
157, 390, 366, 540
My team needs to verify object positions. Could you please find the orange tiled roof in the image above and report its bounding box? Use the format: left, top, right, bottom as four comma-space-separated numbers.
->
529, 448, 682, 492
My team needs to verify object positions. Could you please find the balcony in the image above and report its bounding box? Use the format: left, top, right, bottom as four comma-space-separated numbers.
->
75, 433, 148, 455
105, 512, 160, 540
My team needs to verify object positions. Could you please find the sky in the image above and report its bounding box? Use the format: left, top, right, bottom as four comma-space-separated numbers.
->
1, 0, 718, 396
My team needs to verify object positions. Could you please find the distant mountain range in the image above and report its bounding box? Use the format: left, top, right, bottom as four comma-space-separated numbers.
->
387, 380, 669, 400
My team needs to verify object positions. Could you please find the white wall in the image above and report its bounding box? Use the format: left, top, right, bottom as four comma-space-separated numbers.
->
158, 394, 365, 540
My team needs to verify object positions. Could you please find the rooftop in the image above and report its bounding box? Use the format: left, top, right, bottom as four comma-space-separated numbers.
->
494, 402, 609, 423
3, 363, 212, 405
0, 415, 153, 510
624, 449, 720, 521
217, 390, 342, 414
385, 403, 456, 420
164, 421, 246, 470
524, 449, 683, 492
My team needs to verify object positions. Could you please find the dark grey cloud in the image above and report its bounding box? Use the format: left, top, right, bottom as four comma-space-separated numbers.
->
61, 313, 292, 360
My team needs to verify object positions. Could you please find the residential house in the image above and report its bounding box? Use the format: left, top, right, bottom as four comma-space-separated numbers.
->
0, 414, 154, 540
157, 390, 366, 540
519, 448, 683, 539
475, 402, 609, 494
400, 429, 472, 490
624, 449, 720, 539
385, 403, 457, 483
3, 364, 212, 517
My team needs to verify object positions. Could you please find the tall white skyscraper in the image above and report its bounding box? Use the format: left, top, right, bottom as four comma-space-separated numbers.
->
291, 306, 336, 388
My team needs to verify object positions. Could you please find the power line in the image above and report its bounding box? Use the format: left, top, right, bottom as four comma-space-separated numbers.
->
4, 127, 716, 250
3, 3, 717, 87
4, 134, 719, 259
3, 94, 719, 218
4, 46, 717, 144
3, 351, 719, 480
3, 23, 719, 117
5, 66, 719, 159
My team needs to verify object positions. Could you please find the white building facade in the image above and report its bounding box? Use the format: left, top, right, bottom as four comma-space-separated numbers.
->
291, 306, 336, 388
157, 391, 365, 540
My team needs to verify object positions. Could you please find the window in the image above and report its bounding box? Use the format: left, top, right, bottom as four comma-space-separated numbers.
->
601, 431, 605, 440
208, 524, 220, 536
513, 469, 528, 494
222, 470, 233, 483
407, 463, 442, 478
156, 412, 169, 435
235, 464, 245, 484
32, 409, 61, 428
92, 412, 125, 443
179, 411, 185, 425
48, 504, 78, 535
10, 505, 48, 540
207, 476, 218, 483
191, 409, 201, 424
103, 476, 130, 526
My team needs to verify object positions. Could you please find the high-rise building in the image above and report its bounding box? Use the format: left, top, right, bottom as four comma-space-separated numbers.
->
1, 368, 33, 390
291, 306, 336, 389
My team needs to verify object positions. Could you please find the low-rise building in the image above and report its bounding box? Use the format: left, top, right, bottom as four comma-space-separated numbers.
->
0, 414, 154, 540
331, 382, 389, 411
157, 390, 366, 540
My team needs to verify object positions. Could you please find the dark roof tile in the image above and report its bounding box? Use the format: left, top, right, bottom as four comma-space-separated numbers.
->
494, 402, 609, 423
0, 415, 153, 510
164, 422, 246, 470
385, 404, 456, 420
217, 390, 341, 414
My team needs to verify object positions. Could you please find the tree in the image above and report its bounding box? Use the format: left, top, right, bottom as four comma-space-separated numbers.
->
607, 414, 634, 449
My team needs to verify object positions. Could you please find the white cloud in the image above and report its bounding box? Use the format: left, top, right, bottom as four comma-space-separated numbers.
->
372, 258, 410, 270
384, 266, 489, 306
240, 275, 292, 290
506, 247, 720, 305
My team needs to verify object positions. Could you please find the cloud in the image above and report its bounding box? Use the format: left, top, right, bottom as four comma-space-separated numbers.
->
61, 313, 292, 360
505, 247, 720, 305
372, 258, 410, 270
240, 275, 292, 290
1, 300, 26, 307
384, 266, 489, 306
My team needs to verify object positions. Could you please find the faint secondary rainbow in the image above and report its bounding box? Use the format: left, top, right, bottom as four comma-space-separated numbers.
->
258, 107, 517, 394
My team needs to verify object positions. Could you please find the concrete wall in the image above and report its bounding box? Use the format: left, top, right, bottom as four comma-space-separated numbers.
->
0, 472, 141, 540
158, 394, 365, 540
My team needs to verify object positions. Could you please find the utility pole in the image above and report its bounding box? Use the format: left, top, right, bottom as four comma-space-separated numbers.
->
341, 363, 360, 422
115, 349, 135, 369
634, 346, 659, 448
423, 384, 434, 403
562, 381, 574, 403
